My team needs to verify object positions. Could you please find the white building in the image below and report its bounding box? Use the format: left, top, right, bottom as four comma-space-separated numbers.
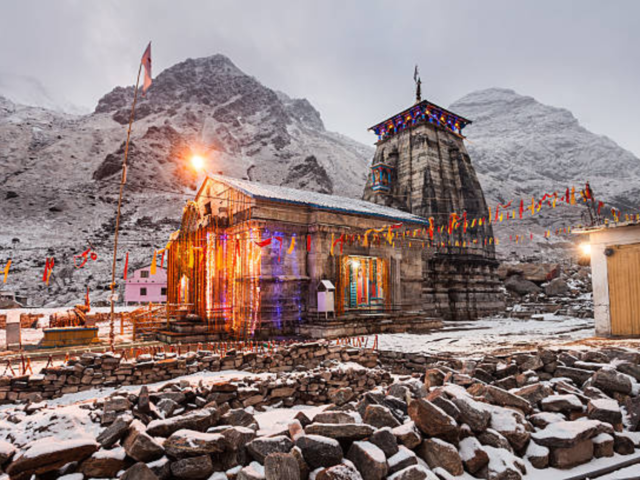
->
576, 221, 640, 337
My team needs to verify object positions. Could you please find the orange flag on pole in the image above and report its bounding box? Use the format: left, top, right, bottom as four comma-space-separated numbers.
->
141, 42, 152, 94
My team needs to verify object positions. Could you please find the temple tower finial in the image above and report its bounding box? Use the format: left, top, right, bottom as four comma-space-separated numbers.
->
414, 65, 422, 103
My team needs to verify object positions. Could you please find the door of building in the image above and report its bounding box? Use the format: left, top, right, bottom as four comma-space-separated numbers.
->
607, 243, 640, 336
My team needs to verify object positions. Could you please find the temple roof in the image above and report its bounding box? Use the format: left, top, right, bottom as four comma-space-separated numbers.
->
199, 174, 429, 225
369, 99, 472, 141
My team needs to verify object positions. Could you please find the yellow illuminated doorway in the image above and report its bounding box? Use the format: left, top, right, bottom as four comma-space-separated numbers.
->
344, 256, 386, 309
607, 244, 640, 336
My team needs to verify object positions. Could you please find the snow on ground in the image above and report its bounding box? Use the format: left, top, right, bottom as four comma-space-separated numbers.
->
597, 461, 640, 479
367, 314, 594, 356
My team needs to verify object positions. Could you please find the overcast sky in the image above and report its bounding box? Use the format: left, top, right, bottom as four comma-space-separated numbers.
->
1, 0, 639, 155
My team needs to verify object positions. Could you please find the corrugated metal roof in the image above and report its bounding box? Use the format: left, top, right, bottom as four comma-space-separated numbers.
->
203, 174, 429, 225
574, 220, 640, 234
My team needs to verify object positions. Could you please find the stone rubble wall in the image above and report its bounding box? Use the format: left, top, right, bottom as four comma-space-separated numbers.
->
0, 342, 380, 403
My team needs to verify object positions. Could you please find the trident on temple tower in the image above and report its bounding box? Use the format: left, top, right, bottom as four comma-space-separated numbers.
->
414, 65, 422, 103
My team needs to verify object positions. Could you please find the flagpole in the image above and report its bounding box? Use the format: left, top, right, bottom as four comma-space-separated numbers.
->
109, 60, 143, 351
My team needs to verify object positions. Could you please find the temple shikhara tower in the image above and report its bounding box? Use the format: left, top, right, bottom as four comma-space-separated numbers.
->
363, 76, 504, 319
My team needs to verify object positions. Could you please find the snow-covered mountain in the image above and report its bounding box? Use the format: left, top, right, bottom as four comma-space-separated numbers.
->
0, 55, 371, 306
449, 88, 640, 260
1, 63, 637, 305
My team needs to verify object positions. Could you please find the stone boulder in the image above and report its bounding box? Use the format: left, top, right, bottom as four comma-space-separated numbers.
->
525, 442, 549, 469
0, 439, 16, 466
123, 420, 165, 463
480, 446, 527, 479
370, 427, 399, 457
238, 461, 267, 480
613, 433, 635, 455
316, 462, 364, 480
164, 429, 227, 458
392, 422, 422, 449
498, 263, 559, 283
512, 383, 554, 406
459, 437, 489, 474
388, 465, 436, 480
408, 398, 458, 442
545, 278, 569, 297
541, 394, 584, 413
505, 275, 541, 296
531, 420, 602, 449
220, 408, 257, 428
592, 368, 632, 395
305, 423, 375, 442
554, 366, 592, 386
364, 404, 401, 429
295, 434, 343, 470
222, 426, 257, 451
313, 411, 360, 424
6, 437, 99, 479
247, 436, 294, 463
550, 439, 594, 469
593, 433, 614, 458
588, 398, 623, 427
171, 454, 215, 479
416, 438, 463, 476
120, 462, 160, 480
467, 384, 533, 414
264, 452, 301, 480
80, 447, 127, 478
146, 408, 219, 437
96, 413, 133, 448
388, 446, 418, 475
477, 429, 513, 452
347, 441, 388, 480
452, 396, 491, 432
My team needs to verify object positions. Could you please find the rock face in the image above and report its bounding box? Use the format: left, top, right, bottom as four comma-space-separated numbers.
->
450, 87, 640, 260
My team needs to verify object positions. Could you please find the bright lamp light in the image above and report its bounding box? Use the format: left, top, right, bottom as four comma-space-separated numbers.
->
580, 243, 591, 256
191, 154, 206, 171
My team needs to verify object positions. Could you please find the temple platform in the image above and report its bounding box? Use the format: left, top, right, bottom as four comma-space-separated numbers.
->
155, 320, 224, 344
40, 327, 100, 348
297, 311, 442, 339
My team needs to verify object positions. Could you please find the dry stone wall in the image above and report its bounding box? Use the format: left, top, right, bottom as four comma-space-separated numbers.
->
0, 342, 380, 403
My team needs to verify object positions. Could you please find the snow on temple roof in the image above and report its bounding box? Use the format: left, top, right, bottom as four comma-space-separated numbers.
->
203, 174, 429, 225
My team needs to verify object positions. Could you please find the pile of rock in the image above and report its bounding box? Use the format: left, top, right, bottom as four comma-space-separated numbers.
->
2, 346, 640, 479
500, 262, 593, 319
0, 362, 393, 479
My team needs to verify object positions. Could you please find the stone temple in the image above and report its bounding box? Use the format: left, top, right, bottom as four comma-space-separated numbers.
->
363, 95, 505, 320
164, 89, 504, 340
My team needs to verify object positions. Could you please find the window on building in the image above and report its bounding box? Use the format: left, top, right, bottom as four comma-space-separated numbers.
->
140, 270, 150, 278
140, 287, 147, 296
161, 287, 167, 296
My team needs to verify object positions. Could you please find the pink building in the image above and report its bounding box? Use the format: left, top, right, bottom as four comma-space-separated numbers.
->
124, 266, 167, 305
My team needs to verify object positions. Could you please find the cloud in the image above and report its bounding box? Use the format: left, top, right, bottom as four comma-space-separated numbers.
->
0, 0, 638, 155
